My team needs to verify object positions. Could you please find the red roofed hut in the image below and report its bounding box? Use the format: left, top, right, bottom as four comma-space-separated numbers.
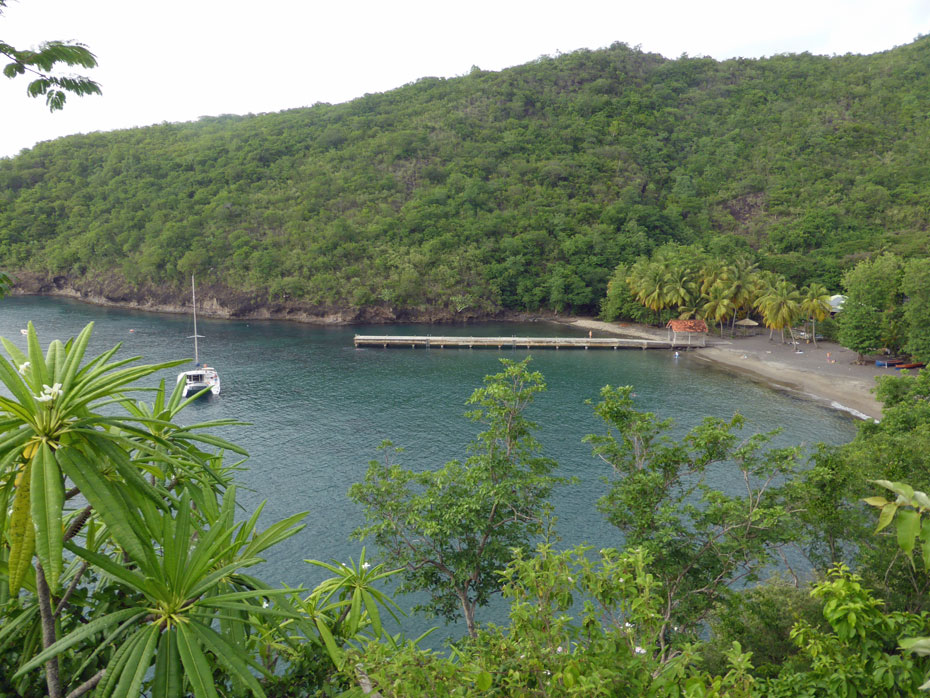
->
666, 318, 708, 347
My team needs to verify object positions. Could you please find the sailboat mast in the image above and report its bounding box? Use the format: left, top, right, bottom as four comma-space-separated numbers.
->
191, 275, 199, 365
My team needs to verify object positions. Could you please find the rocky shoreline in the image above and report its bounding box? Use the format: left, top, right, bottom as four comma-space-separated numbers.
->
10, 272, 562, 326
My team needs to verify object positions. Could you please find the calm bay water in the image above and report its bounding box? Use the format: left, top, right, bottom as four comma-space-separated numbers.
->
1, 296, 859, 637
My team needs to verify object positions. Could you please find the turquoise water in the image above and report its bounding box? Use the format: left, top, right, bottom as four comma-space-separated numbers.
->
1, 296, 860, 636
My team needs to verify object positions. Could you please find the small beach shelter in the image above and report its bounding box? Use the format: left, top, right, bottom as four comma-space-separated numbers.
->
735, 317, 760, 337
666, 318, 708, 347
829, 295, 846, 315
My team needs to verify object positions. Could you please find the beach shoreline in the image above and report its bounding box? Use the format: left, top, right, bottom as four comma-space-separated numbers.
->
564, 317, 886, 421
7, 290, 890, 421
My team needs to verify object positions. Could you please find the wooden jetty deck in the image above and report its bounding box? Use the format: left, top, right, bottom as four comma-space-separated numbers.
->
354, 335, 699, 350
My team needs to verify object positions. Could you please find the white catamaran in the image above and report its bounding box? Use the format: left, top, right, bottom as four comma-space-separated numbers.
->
177, 275, 221, 397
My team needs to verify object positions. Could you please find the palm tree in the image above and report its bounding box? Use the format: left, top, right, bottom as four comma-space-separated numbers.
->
629, 260, 668, 313
662, 264, 698, 313
800, 282, 832, 347
723, 258, 761, 331
701, 282, 737, 337
699, 259, 728, 297
755, 279, 802, 344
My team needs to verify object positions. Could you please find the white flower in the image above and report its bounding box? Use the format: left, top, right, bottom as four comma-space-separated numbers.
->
624, 622, 634, 629
361, 562, 371, 571
17, 361, 30, 375
556, 646, 564, 654
634, 646, 646, 655
262, 600, 269, 609
35, 382, 62, 404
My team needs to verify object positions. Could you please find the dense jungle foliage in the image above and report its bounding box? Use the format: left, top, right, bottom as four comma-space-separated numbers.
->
2, 39, 930, 314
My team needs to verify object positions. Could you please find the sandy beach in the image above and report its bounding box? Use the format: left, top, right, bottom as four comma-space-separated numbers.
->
567, 318, 891, 421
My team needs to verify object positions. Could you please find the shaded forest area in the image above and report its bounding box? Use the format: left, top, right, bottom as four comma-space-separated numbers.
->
1, 39, 929, 319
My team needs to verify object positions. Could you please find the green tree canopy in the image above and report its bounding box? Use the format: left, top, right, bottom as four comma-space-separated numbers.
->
349, 358, 563, 637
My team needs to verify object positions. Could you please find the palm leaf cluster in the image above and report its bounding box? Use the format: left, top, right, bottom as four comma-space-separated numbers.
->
621, 244, 831, 340
0, 323, 398, 697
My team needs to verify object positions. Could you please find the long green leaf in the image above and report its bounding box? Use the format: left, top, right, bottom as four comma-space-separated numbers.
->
199, 600, 299, 619
13, 607, 144, 677
176, 623, 220, 698
47, 339, 66, 383
31, 441, 64, 593
64, 541, 152, 593
152, 628, 183, 698
8, 460, 34, 595
185, 620, 267, 695
68, 610, 151, 684
0, 475, 11, 570
0, 349, 39, 406
25, 322, 50, 392
97, 626, 146, 698
58, 322, 94, 396
164, 492, 192, 591
897, 508, 921, 555
56, 447, 147, 564
177, 433, 249, 455
112, 624, 160, 698
315, 615, 345, 668
0, 605, 38, 650
0, 427, 34, 464
362, 589, 384, 638
244, 511, 308, 558
0, 336, 28, 371
348, 588, 362, 635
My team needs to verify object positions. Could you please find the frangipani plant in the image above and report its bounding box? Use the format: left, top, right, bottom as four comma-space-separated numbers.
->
0, 321, 188, 597
0, 323, 406, 698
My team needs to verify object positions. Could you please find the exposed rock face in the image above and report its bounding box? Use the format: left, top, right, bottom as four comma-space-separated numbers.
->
10, 271, 539, 325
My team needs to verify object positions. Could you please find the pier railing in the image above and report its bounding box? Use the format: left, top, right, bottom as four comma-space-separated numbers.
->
353, 335, 694, 350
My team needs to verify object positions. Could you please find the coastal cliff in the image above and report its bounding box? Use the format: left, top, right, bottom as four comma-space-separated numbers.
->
11, 271, 534, 325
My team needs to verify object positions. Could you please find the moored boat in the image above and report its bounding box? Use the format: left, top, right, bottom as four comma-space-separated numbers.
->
177, 275, 221, 397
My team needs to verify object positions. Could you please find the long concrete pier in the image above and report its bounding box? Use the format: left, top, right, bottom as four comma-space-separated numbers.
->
354, 335, 700, 350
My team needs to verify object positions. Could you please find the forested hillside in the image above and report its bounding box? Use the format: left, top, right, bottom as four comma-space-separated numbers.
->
1, 39, 929, 320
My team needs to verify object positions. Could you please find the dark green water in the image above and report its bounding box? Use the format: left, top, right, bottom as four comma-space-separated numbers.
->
1, 296, 859, 637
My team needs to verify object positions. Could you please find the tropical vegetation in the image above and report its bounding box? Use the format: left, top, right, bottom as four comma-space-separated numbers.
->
4, 13, 930, 695
1, 39, 930, 321
0, 325, 400, 697
2, 322, 930, 695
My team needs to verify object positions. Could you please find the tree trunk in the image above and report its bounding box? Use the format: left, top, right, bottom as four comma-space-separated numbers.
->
36, 564, 63, 698
812, 318, 818, 347
459, 591, 477, 638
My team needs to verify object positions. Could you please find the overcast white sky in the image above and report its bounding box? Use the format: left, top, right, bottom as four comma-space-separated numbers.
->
1, 0, 928, 158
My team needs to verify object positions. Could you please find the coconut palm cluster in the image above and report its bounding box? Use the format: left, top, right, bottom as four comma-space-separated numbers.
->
614, 244, 832, 343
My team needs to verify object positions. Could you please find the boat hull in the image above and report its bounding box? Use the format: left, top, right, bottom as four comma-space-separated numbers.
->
177, 366, 221, 398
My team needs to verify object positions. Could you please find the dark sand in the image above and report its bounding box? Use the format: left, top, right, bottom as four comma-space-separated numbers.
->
568, 319, 894, 420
